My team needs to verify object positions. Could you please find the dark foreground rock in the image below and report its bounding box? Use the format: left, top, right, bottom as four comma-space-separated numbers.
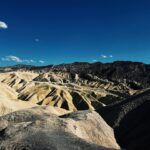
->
97, 89, 150, 150
0, 106, 120, 150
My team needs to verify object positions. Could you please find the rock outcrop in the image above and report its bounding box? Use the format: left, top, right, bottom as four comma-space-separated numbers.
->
0, 106, 120, 150
97, 89, 150, 150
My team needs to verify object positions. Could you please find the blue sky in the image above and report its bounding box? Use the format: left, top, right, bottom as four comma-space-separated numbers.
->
0, 0, 150, 66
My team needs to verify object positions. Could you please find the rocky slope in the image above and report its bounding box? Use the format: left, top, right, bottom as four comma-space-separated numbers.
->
0, 106, 120, 150
98, 88, 150, 150
0, 63, 139, 114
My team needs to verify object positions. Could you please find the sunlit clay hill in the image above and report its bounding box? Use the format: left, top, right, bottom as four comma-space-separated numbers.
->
0, 61, 150, 149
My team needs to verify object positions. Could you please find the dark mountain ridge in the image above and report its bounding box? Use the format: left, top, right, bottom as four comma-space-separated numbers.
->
1, 61, 150, 88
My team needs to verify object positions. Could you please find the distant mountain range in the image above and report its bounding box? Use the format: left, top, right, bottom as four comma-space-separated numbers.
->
1, 61, 150, 88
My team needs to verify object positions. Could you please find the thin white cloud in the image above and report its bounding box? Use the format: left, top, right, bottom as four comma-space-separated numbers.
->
100, 54, 114, 59
39, 60, 45, 64
92, 59, 98, 62
1, 56, 36, 64
101, 54, 108, 58
1, 55, 45, 64
24, 59, 36, 63
0, 21, 8, 29
2, 56, 22, 62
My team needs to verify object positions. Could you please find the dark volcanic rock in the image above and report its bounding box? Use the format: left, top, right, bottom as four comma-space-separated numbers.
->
97, 89, 150, 150
46, 61, 149, 88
